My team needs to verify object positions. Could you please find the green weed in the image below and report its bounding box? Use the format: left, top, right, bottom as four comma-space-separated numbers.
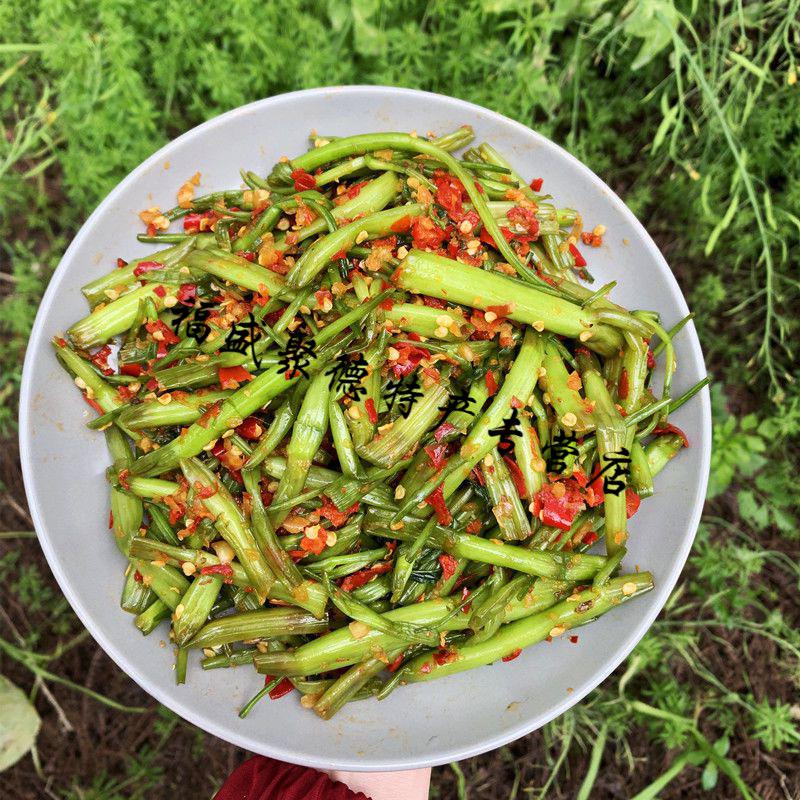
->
1, 1, 798, 796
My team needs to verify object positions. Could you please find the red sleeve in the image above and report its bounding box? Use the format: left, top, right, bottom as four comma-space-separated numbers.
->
214, 755, 373, 800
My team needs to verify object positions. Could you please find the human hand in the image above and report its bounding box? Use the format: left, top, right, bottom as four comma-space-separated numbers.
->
327, 767, 432, 800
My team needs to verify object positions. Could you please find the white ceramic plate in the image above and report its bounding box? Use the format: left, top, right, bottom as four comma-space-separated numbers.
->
19, 86, 711, 771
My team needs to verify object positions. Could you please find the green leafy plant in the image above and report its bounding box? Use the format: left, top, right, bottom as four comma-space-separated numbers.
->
1, 0, 798, 797
0, 676, 40, 772
707, 391, 767, 500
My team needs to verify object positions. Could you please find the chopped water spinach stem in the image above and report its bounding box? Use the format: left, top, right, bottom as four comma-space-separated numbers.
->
55, 123, 702, 717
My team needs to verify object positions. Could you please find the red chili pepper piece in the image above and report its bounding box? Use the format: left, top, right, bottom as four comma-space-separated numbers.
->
529, 177, 544, 192
506, 207, 540, 238
144, 320, 180, 345
433, 649, 456, 666
387, 653, 405, 673
83, 394, 104, 414
421, 296, 448, 309
337, 180, 368, 203
424, 442, 450, 472
470, 466, 485, 486
263, 308, 284, 327
267, 677, 295, 700
184, 211, 216, 233
460, 586, 473, 613
210, 439, 227, 459
568, 242, 587, 268
318, 496, 360, 528
176, 283, 197, 306
199, 564, 234, 582
164, 496, 185, 525
197, 401, 222, 429
485, 370, 498, 396
460, 210, 480, 232
502, 648, 522, 662
432, 170, 467, 221
299, 533, 326, 555
584, 473, 603, 508
217, 365, 254, 389
502, 456, 528, 499
340, 561, 393, 592
487, 304, 513, 318
625, 489, 641, 518
290, 168, 317, 191
370, 235, 397, 254
532, 480, 586, 531
466, 519, 482, 535
410, 216, 448, 250
433, 421, 458, 443
132, 260, 164, 277
89, 345, 114, 376
482, 222, 525, 249
253, 285, 271, 307
194, 481, 216, 499
235, 416, 264, 440
478, 227, 498, 249
571, 466, 589, 487
364, 398, 378, 424
390, 215, 413, 234
438, 554, 459, 582
116, 385, 135, 402
618, 368, 630, 400
581, 530, 598, 546
390, 342, 431, 379
425, 485, 452, 525
653, 423, 690, 448
585, 477, 642, 519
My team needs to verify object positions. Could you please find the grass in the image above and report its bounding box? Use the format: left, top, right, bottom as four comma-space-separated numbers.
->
1, 1, 798, 797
